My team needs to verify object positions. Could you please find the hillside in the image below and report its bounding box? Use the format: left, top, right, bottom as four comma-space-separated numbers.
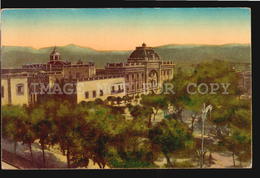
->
1, 44, 251, 68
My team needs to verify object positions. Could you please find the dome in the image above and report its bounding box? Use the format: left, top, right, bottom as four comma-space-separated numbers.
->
128, 43, 160, 61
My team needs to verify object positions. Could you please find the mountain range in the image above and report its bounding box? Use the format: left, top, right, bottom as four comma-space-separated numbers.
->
1, 44, 251, 68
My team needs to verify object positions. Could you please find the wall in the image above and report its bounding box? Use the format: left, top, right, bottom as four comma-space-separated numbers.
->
63, 65, 96, 80
76, 77, 125, 103
1, 79, 9, 105
1, 76, 29, 105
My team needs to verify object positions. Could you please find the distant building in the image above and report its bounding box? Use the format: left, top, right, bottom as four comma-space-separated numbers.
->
238, 71, 252, 98
1, 43, 174, 105
76, 77, 125, 103
1, 74, 29, 105
98, 43, 175, 95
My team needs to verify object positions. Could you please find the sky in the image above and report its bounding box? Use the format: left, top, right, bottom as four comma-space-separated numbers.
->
1, 8, 251, 50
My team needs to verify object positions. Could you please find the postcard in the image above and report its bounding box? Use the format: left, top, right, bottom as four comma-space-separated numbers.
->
1, 8, 252, 169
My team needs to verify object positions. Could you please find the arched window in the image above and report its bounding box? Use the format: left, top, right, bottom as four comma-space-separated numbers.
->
100, 90, 104, 96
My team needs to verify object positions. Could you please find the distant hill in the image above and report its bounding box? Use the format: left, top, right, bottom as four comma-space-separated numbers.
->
1, 44, 251, 68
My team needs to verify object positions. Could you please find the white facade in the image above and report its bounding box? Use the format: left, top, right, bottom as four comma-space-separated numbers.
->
76, 77, 125, 103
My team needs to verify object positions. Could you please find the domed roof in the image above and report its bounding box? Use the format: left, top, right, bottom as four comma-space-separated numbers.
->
128, 43, 160, 61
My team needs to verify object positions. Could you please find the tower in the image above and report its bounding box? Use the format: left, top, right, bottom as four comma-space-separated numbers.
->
50, 47, 60, 61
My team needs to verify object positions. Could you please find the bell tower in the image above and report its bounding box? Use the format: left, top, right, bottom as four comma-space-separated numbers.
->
50, 47, 60, 61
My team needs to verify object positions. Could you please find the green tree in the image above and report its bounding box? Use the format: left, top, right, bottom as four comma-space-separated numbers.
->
148, 119, 194, 167
53, 101, 79, 168
127, 104, 153, 127
168, 60, 251, 167
2, 105, 28, 158
140, 94, 168, 122
31, 100, 57, 168
20, 112, 37, 165
163, 67, 192, 123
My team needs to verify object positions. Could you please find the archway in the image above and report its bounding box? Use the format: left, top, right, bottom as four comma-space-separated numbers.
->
148, 70, 158, 89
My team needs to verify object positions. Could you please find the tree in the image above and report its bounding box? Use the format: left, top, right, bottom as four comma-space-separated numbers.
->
116, 96, 122, 106
162, 67, 192, 123
217, 99, 252, 167
20, 114, 37, 165
106, 96, 117, 105
224, 126, 251, 167
2, 105, 28, 159
94, 98, 104, 105
127, 104, 153, 127
148, 119, 194, 167
53, 101, 79, 168
140, 94, 168, 122
73, 103, 124, 168
30, 100, 57, 168
169, 60, 252, 167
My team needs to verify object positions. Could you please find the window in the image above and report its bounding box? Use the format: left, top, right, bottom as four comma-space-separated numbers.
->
1, 86, 4, 98
118, 85, 121, 91
112, 86, 115, 93
93, 90, 96, 98
132, 85, 135, 90
100, 90, 104, 96
16, 83, 24, 95
85, 91, 89, 99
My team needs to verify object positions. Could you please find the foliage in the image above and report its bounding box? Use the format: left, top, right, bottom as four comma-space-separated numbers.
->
149, 119, 194, 167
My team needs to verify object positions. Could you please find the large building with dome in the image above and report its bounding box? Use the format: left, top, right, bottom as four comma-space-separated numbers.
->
1, 43, 175, 105
97, 43, 174, 95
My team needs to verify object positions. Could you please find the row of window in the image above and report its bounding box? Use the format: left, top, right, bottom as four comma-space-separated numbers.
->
84, 85, 124, 99
126, 71, 171, 81
126, 73, 144, 81
162, 70, 171, 75
111, 85, 124, 93
1, 84, 24, 98
126, 83, 144, 91
85, 90, 102, 99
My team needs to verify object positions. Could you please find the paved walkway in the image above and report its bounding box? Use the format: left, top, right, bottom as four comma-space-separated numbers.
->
2, 139, 109, 169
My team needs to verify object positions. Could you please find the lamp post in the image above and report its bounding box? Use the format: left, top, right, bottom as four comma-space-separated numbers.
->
200, 103, 213, 168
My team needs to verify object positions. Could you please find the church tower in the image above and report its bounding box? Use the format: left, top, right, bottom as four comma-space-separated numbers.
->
50, 47, 60, 61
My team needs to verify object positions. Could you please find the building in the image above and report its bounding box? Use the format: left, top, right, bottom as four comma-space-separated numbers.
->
1, 73, 29, 105
1, 43, 175, 106
238, 71, 252, 98
98, 43, 175, 95
76, 77, 125, 103
22, 47, 96, 80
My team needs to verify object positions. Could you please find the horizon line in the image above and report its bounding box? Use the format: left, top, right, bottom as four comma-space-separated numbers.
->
2, 42, 251, 51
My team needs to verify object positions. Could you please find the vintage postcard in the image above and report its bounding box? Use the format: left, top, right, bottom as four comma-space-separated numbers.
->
1, 8, 251, 169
